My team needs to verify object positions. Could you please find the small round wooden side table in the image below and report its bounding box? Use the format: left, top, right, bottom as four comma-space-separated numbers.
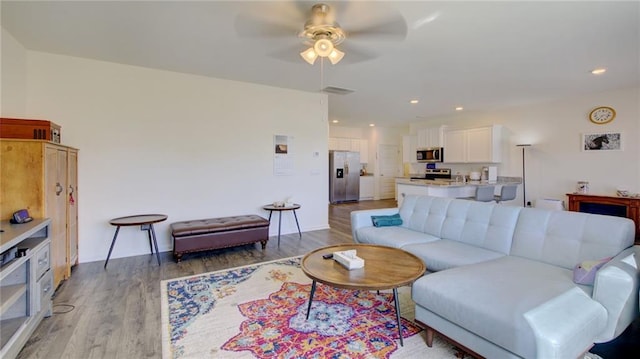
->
262, 204, 302, 246
104, 214, 167, 269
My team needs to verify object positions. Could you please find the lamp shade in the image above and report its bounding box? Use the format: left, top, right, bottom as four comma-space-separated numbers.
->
313, 38, 334, 57
300, 47, 318, 65
328, 48, 344, 65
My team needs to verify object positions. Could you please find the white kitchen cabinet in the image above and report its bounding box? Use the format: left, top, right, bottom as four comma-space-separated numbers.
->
402, 135, 417, 163
328, 137, 338, 151
350, 139, 360, 153
328, 137, 369, 163
417, 127, 443, 148
359, 176, 374, 200
442, 129, 467, 163
442, 125, 502, 163
470, 125, 502, 163
359, 139, 369, 163
337, 138, 351, 151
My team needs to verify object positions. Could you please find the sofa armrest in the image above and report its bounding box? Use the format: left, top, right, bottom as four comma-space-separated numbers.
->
350, 208, 399, 242
524, 287, 607, 359
592, 245, 640, 342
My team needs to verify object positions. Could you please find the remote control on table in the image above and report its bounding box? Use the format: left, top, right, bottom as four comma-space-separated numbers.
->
322, 253, 333, 259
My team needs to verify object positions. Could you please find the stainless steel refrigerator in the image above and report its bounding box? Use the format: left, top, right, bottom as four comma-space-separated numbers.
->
329, 150, 360, 203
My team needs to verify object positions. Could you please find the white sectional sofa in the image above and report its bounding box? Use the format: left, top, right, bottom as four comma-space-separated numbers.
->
351, 195, 639, 359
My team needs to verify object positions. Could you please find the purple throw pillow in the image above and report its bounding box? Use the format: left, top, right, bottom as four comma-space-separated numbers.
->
573, 257, 612, 285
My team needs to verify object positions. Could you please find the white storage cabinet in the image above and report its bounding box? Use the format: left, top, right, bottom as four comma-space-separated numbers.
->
0, 219, 53, 359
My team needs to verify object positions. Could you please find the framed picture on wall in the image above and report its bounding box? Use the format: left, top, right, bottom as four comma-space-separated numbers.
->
582, 132, 622, 151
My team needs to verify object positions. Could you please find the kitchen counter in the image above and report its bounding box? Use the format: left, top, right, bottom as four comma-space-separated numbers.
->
395, 178, 521, 206
396, 178, 520, 187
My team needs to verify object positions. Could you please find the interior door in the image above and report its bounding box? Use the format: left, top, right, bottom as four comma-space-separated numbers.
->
377, 144, 400, 200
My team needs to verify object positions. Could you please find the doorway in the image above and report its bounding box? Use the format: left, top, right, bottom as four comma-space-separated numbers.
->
376, 144, 400, 200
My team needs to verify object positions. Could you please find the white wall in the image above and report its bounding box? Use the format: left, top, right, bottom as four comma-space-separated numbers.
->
328, 126, 364, 139
1, 28, 27, 116
410, 86, 640, 206
24, 51, 329, 263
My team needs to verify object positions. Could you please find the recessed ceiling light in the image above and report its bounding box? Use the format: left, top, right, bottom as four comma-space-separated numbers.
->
455, 106, 464, 111
369, 124, 375, 127
332, 120, 339, 123
591, 68, 606, 75
410, 99, 419, 104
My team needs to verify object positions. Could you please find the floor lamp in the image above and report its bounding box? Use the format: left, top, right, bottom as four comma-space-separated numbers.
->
516, 144, 531, 207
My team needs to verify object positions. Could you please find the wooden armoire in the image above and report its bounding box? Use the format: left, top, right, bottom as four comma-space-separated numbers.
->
1, 139, 79, 289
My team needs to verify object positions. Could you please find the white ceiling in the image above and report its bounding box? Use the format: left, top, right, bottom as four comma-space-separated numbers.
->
2, 1, 639, 128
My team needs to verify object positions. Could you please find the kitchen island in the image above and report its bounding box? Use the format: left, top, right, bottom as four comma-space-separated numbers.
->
396, 178, 520, 206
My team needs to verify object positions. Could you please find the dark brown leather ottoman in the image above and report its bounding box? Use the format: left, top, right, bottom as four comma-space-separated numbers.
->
171, 215, 270, 262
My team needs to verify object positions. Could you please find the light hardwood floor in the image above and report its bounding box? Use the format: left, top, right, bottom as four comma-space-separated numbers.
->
17, 199, 397, 359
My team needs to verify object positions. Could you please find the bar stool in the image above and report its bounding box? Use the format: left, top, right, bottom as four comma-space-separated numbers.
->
494, 185, 518, 204
473, 185, 496, 202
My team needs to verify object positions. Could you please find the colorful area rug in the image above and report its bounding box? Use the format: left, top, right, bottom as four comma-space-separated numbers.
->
160, 257, 459, 358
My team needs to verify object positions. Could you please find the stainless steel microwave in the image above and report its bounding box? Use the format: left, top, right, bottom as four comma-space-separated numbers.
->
416, 147, 444, 163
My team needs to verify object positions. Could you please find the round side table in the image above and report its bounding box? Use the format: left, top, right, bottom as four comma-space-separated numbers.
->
262, 204, 301, 246
104, 214, 167, 269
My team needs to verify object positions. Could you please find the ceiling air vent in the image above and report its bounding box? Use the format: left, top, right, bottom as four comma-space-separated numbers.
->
322, 86, 354, 95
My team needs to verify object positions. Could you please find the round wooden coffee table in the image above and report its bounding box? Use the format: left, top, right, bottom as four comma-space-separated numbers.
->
301, 244, 426, 346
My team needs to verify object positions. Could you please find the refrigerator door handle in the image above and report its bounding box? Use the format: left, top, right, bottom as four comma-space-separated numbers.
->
344, 162, 349, 174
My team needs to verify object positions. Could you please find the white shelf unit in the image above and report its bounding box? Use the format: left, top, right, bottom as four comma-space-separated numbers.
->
0, 219, 52, 359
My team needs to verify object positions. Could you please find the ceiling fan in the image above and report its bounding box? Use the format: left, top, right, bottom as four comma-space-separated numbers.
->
235, 2, 408, 65
298, 3, 346, 65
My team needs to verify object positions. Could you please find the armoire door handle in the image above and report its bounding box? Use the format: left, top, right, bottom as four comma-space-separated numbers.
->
56, 182, 63, 196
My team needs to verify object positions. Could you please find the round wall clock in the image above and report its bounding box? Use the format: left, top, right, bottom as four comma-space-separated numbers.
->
589, 106, 616, 124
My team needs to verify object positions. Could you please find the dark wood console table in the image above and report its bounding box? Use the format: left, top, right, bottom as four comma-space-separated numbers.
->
566, 193, 640, 243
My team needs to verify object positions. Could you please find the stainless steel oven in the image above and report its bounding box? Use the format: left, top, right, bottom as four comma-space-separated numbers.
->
416, 147, 444, 163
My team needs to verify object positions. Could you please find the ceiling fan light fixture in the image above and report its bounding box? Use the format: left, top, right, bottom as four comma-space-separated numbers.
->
328, 48, 344, 65
313, 38, 334, 57
300, 47, 318, 65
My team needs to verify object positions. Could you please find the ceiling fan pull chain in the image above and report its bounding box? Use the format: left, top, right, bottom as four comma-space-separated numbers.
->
320, 57, 324, 92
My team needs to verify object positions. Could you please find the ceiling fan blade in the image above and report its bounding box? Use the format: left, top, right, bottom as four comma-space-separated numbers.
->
234, 2, 307, 38
346, 15, 408, 41
235, 13, 301, 38
267, 44, 309, 64
334, 43, 378, 65
338, 2, 408, 41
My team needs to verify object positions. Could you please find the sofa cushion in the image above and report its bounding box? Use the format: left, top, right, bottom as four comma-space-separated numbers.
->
440, 199, 521, 255
403, 239, 505, 272
355, 226, 440, 248
511, 208, 635, 270
412, 256, 602, 358
398, 195, 520, 255
398, 195, 451, 237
